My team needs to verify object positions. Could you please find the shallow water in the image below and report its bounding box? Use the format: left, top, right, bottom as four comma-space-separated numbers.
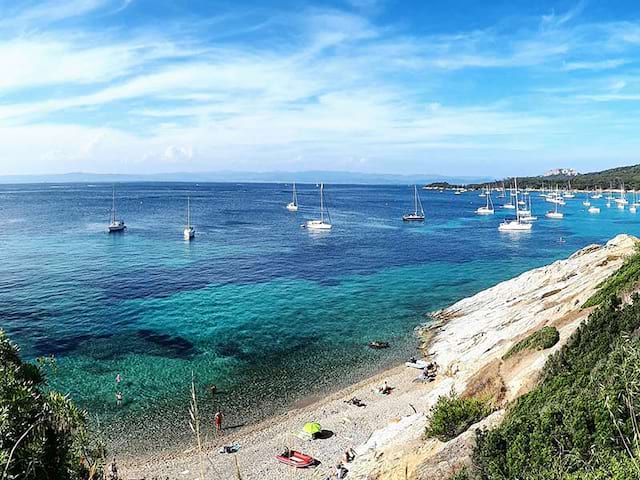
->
0, 183, 637, 453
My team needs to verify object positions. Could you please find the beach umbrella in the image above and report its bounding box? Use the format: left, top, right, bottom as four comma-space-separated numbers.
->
302, 422, 322, 435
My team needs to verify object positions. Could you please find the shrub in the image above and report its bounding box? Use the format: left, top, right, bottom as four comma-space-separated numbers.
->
583, 246, 640, 307
502, 326, 560, 359
473, 293, 640, 479
0, 330, 105, 479
426, 390, 492, 442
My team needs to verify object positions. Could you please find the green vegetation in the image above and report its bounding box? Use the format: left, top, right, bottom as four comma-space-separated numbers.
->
426, 163, 640, 191
502, 326, 559, 360
0, 330, 105, 479
473, 290, 640, 479
426, 390, 492, 442
448, 467, 470, 480
583, 247, 640, 308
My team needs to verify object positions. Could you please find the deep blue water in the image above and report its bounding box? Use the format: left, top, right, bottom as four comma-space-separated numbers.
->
1, 183, 638, 452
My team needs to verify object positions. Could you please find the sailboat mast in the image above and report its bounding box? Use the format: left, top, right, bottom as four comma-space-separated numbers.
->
320, 183, 324, 223
187, 197, 191, 229
414, 185, 418, 215
514, 178, 520, 221
112, 187, 116, 223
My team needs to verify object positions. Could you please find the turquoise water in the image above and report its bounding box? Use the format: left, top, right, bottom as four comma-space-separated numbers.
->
0, 183, 638, 453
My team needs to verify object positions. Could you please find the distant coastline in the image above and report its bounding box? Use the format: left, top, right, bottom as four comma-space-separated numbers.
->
0, 170, 492, 185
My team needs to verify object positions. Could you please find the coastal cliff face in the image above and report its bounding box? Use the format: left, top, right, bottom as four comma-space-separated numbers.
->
349, 234, 639, 479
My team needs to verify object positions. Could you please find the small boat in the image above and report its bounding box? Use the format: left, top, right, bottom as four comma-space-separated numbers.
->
546, 199, 563, 219
276, 450, 316, 468
183, 196, 195, 240
403, 185, 425, 221
286, 182, 299, 212
615, 182, 628, 208
588, 206, 600, 214
369, 341, 390, 349
304, 183, 332, 230
108, 186, 126, 232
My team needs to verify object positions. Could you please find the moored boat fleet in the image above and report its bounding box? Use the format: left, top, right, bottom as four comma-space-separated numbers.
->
106, 179, 638, 237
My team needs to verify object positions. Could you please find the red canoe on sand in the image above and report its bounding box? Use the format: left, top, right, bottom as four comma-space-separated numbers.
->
276, 450, 316, 468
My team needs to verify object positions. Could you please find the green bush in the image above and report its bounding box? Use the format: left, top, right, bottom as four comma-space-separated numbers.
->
426, 390, 492, 442
473, 292, 640, 479
583, 246, 640, 308
0, 330, 105, 479
503, 326, 560, 359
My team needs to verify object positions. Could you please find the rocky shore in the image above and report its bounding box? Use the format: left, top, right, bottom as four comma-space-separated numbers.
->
122, 234, 637, 480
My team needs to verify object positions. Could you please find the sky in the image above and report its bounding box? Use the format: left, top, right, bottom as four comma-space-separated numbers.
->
1, 0, 640, 177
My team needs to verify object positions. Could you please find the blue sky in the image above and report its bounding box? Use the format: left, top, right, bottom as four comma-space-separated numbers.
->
1, 0, 640, 177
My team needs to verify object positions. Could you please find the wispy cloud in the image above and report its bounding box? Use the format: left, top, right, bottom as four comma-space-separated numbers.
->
2, 1, 640, 176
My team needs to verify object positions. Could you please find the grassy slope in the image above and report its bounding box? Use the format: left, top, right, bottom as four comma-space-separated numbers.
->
472, 251, 640, 479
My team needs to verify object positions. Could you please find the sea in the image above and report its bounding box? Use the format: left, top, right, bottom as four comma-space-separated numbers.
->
0, 182, 637, 454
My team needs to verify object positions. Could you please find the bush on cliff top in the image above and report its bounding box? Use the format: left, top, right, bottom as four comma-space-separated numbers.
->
473, 293, 640, 479
583, 245, 640, 308
0, 329, 105, 479
426, 390, 492, 442
502, 326, 560, 360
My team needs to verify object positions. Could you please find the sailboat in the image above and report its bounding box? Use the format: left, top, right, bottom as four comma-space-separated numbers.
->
403, 185, 426, 221
305, 183, 332, 230
286, 182, 299, 212
520, 195, 537, 221
183, 196, 195, 240
498, 179, 532, 231
615, 182, 628, 208
108, 186, 126, 232
476, 187, 494, 215
582, 191, 591, 207
563, 180, 575, 198
546, 197, 564, 219
630, 190, 638, 213
503, 184, 516, 209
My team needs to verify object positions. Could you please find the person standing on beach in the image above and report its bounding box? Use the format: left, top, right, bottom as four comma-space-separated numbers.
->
116, 391, 123, 407
214, 411, 223, 433
116, 373, 121, 384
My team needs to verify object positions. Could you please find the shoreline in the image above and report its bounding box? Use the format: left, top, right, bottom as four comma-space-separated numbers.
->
122, 235, 639, 479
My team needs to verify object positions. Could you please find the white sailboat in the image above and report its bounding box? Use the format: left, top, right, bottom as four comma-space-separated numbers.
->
615, 182, 628, 208
630, 190, 638, 213
520, 195, 537, 221
582, 191, 591, 207
588, 205, 600, 214
563, 180, 575, 198
108, 186, 126, 232
498, 179, 532, 231
305, 183, 332, 230
546, 197, 564, 219
403, 185, 426, 221
502, 184, 516, 209
476, 187, 494, 215
286, 182, 299, 212
183, 196, 195, 240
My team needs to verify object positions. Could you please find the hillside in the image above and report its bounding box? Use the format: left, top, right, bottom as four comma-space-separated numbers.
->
425, 163, 640, 190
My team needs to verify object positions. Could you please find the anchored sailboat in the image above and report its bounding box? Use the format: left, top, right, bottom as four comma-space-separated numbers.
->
476, 187, 494, 215
498, 179, 532, 231
305, 183, 332, 230
184, 196, 195, 240
403, 185, 426, 221
108, 186, 126, 233
286, 183, 299, 212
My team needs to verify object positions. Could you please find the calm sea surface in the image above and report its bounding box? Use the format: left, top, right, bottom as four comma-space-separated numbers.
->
1, 183, 638, 453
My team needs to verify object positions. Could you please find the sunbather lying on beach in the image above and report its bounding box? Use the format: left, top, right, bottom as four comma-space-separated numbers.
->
345, 397, 366, 407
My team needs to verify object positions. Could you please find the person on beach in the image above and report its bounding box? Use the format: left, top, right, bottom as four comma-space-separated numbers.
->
335, 463, 348, 479
107, 457, 118, 480
214, 411, 223, 433
115, 373, 121, 384
378, 381, 391, 395
116, 391, 123, 407
342, 447, 356, 463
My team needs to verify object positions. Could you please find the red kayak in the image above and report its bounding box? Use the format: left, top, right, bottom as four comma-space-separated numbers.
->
276, 450, 316, 468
